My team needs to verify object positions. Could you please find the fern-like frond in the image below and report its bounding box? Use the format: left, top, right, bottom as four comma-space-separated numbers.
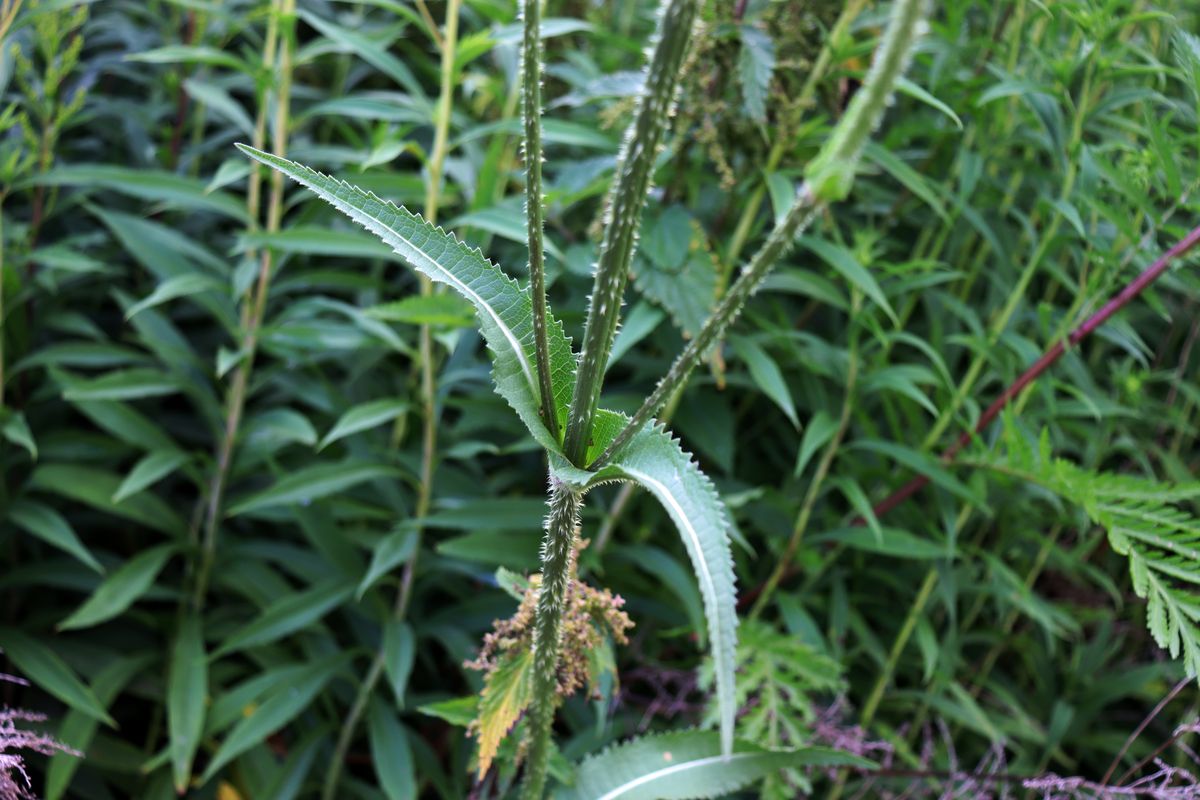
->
978, 422, 1200, 676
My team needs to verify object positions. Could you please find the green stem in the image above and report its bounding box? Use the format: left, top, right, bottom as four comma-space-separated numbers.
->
720, 0, 868, 276
804, 0, 930, 203
194, 0, 295, 608
521, 0, 558, 440
321, 2, 460, 795
748, 304, 858, 619
522, 478, 583, 799
594, 0, 930, 470
594, 194, 821, 469
562, 0, 699, 465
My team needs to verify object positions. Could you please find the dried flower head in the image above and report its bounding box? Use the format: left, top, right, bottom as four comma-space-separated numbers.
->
466, 573, 634, 701
0, 671, 77, 800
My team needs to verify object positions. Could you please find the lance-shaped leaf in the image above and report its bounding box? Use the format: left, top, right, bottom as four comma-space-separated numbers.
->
553, 411, 738, 755
556, 730, 874, 800
236, 145, 577, 451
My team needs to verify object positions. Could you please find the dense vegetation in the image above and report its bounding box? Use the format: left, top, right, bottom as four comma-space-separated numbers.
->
2, 0, 1200, 798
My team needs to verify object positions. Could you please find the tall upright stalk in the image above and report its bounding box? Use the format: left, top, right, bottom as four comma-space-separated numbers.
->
194, 0, 295, 607
321, 1, 461, 796
561, 0, 699, 465
594, 0, 931, 469
521, 0, 558, 440
521, 479, 582, 799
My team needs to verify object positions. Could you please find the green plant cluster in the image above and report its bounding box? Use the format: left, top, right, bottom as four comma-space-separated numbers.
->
1, 0, 1200, 798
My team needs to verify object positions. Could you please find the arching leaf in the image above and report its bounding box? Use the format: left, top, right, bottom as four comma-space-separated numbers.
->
553, 411, 738, 755
556, 730, 873, 800
236, 145, 577, 451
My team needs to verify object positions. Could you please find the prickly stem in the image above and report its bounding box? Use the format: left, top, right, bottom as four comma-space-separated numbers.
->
592, 189, 819, 468
594, 0, 931, 468
562, 0, 700, 466
521, 478, 583, 799
521, 0, 559, 440
805, 0, 930, 201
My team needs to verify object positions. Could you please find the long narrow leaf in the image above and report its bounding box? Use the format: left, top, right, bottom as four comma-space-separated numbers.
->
236, 145, 578, 450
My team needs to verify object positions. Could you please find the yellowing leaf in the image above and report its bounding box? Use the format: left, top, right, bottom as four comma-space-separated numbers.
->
473, 648, 534, 776
217, 782, 245, 800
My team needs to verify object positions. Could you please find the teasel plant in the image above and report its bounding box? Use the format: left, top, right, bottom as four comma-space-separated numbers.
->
238, 0, 932, 794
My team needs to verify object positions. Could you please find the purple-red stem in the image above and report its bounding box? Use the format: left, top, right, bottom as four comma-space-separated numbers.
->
739, 223, 1200, 611
869, 222, 1200, 520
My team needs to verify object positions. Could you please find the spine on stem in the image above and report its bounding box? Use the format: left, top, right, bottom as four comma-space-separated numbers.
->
562, 0, 700, 465
522, 478, 583, 798
594, 0, 931, 469
521, 0, 559, 439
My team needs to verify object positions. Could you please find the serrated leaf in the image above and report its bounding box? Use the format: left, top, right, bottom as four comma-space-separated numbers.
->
318, 399, 410, 451
237, 145, 578, 452
58, 543, 175, 631
168, 614, 207, 793
473, 648, 534, 777
557, 730, 874, 800
225, 462, 399, 517
738, 25, 775, 122
553, 413, 738, 755
7, 500, 103, 573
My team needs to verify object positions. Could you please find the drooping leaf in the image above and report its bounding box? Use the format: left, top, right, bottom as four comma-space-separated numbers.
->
729, 336, 799, 429
112, 449, 190, 503
358, 523, 419, 598
1, 411, 37, 459
7, 499, 103, 573
0, 628, 116, 727
60, 367, 182, 401
124, 274, 221, 320
473, 648, 534, 777
383, 620, 416, 707
365, 294, 476, 327
797, 237, 897, 324
318, 399, 410, 451
201, 655, 346, 782
58, 543, 175, 631
214, 578, 355, 656
29, 464, 186, 535
556, 730, 874, 800
225, 462, 400, 517
45, 656, 148, 800
553, 413, 738, 755
168, 613, 207, 793
369, 699, 417, 799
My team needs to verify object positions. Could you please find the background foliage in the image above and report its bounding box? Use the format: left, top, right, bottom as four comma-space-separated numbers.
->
3, 0, 1200, 797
